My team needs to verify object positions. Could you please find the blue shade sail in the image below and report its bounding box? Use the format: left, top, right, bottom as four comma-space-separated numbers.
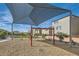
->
6, 3, 69, 26
30, 7, 67, 25
6, 3, 34, 25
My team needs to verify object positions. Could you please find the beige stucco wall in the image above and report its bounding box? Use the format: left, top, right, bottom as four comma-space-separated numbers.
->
71, 16, 79, 35
52, 16, 79, 35
52, 16, 70, 35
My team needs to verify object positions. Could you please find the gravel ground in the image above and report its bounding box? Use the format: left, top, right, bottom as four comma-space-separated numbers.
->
0, 38, 78, 56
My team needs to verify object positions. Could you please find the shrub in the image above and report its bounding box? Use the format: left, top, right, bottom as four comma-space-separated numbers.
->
42, 34, 47, 39
34, 33, 40, 38
56, 32, 69, 42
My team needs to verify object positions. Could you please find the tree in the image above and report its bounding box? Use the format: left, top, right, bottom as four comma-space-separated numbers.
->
0, 29, 8, 39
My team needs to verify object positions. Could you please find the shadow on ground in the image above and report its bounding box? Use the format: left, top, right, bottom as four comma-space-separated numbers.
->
37, 39, 79, 55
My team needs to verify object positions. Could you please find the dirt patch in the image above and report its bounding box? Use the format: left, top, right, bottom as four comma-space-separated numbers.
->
0, 39, 77, 56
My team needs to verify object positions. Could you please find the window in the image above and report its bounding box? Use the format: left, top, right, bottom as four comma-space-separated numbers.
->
54, 21, 58, 24
59, 26, 62, 30
56, 26, 62, 30
56, 26, 59, 30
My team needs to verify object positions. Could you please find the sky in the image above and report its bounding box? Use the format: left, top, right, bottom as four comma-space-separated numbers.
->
0, 3, 79, 32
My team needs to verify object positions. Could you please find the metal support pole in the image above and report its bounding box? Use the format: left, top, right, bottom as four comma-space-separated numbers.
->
53, 27, 55, 45
49, 28, 51, 40
69, 11, 72, 47
11, 23, 13, 40
39, 29, 42, 35
30, 26, 32, 47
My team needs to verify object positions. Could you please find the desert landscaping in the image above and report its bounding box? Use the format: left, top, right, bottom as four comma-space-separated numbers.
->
0, 37, 79, 56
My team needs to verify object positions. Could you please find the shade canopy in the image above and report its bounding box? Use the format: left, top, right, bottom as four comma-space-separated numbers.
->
6, 3, 70, 26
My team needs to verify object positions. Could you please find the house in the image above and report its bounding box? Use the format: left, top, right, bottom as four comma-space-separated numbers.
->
32, 28, 51, 36
52, 15, 79, 36
31, 28, 54, 40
